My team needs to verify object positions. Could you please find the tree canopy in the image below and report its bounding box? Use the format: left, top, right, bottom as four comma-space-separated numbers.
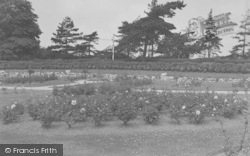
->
48, 17, 99, 57
201, 9, 222, 58
48, 17, 82, 54
116, 0, 186, 58
231, 9, 250, 56
157, 32, 204, 58
0, 0, 42, 60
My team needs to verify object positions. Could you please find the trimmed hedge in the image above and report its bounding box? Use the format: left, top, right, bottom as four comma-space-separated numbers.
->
0, 60, 250, 73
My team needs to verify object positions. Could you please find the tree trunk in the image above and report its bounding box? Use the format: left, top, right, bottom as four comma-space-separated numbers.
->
143, 40, 148, 58
151, 44, 154, 57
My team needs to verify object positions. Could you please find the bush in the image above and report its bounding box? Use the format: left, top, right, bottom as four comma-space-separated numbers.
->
87, 94, 113, 126
62, 108, 87, 129
12, 102, 25, 115
60, 84, 96, 96
1, 102, 24, 124
98, 83, 117, 95
3, 72, 58, 84
1, 106, 19, 124
1, 59, 250, 73
188, 109, 206, 124
116, 98, 137, 125
27, 101, 43, 120
142, 105, 160, 124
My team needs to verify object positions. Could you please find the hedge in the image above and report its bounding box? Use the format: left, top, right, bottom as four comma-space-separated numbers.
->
0, 60, 250, 73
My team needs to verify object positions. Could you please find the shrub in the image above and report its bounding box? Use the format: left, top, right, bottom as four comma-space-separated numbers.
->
3, 72, 58, 84
142, 105, 160, 124
188, 109, 206, 124
116, 99, 137, 125
62, 108, 87, 129
60, 84, 96, 96
98, 83, 117, 95
87, 94, 113, 126
27, 101, 43, 120
12, 102, 25, 115
1, 102, 25, 124
1, 106, 19, 124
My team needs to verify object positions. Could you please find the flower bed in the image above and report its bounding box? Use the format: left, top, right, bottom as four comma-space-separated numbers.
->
2, 82, 248, 128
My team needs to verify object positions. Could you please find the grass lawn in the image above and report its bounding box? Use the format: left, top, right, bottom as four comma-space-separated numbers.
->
0, 112, 249, 156
0, 90, 250, 156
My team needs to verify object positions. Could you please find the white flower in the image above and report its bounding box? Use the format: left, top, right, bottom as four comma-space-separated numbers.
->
201, 104, 206, 107
212, 114, 214, 117
138, 97, 143, 101
11, 104, 16, 109
145, 100, 149, 103
182, 105, 186, 110
214, 95, 218, 99
196, 110, 201, 115
224, 99, 228, 103
213, 107, 216, 111
243, 98, 247, 101
80, 108, 86, 113
65, 70, 71, 74
234, 99, 237, 103
71, 100, 77, 105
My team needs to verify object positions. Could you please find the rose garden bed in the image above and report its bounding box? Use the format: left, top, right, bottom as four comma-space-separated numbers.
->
0, 70, 249, 156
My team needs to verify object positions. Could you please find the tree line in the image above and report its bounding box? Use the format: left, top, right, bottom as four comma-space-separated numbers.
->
0, 0, 249, 60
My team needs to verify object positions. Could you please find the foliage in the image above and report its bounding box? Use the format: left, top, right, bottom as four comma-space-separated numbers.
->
1, 102, 24, 124
231, 9, 250, 56
48, 16, 99, 57
115, 92, 137, 125
48, 16, 83, 55
3, 73, 58, 84
87, 94, 113, 126
116, 0, 186, 57
157, 32, 203, 58
1, 60, 250, 73
0, 0, 42, 60
58, 84, 96, 96
142, 105, 160, 124
201, 9, 222, 58
76, 31, 99, 56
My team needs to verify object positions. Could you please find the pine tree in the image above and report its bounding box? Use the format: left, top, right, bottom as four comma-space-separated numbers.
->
117, 0, 186, 58
48, 17, 83, 55
0, 0, 42, 60
81, 31, 99, 56
202, 9, 222, 58
231, 9, 250, 56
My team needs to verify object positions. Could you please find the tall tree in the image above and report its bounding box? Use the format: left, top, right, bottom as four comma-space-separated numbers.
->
78, 31, 99, 56
48, 17, 82, 55
117, 0, 186, 58
202, 9, 222, 58
231, 9, 250, 56
0, 0, 42, 60
157, 32, 203, 58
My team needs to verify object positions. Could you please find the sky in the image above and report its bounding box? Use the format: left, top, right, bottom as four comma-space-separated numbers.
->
29, 0, 250, 51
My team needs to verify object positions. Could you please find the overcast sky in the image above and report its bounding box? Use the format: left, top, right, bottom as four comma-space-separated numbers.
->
29, 0, 249, 50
